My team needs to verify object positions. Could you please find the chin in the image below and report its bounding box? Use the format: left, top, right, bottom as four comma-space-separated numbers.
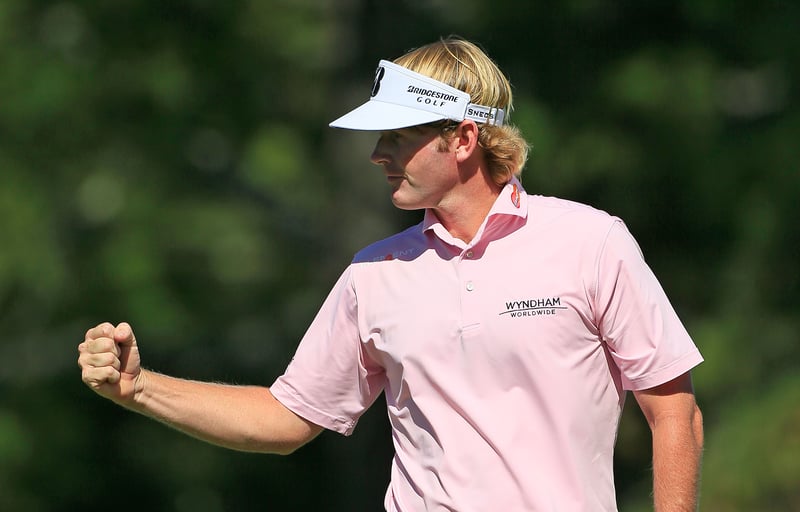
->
390, 195, 424, 211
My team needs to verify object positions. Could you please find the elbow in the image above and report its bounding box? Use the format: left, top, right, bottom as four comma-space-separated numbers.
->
239, 388, 326, 455
251, 424, 322, 456
238, 436, 309, 456
693, 403, 704, 450
270, 437, 312, 456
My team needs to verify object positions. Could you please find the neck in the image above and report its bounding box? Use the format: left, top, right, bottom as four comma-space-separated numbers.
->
431, 171, 502, 244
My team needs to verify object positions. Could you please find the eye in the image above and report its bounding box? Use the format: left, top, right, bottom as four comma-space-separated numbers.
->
379, 130, 402, 144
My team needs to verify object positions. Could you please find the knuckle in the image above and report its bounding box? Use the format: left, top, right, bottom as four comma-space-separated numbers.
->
77, 350, 93, 367
91, 338, 113, 353
81, 365, 119, 387
100, 352, 119, 367
105, 367, 120, 384
81, 368, 96, 386
86, 322, 114, 341
83, 352, 119, 369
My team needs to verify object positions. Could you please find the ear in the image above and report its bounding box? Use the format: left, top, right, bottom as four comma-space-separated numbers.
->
453, 120, 480, 164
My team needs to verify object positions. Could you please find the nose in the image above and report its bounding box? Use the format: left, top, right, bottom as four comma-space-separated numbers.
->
370, 135, 390, 166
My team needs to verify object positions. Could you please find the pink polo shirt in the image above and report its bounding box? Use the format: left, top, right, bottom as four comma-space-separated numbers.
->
270, 178, 703, 511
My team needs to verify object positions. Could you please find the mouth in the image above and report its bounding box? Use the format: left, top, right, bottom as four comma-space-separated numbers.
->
385, 173, 405, 186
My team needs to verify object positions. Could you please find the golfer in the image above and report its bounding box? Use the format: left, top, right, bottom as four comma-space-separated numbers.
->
79, 37, 703, 511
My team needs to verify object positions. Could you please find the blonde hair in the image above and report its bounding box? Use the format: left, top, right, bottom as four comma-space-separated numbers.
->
394, 37, 529, 185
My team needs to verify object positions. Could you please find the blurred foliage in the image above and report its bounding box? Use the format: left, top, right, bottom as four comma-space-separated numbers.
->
0, 0, 798, 510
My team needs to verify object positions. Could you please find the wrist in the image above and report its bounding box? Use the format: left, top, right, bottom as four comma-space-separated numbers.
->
129, 368, 151, 411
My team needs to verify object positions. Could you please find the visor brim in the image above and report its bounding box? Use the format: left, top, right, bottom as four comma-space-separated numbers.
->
329, 100, 449, 131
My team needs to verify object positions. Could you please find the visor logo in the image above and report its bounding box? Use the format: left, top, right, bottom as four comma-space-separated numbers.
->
371, 67, 385, 97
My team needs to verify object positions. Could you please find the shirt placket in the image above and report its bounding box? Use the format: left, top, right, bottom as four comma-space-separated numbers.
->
457, 246, 482, 339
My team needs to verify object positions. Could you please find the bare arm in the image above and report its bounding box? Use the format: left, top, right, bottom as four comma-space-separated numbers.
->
131, 371, 323, 454
633, 372, 704, 512
79, 322, 323, 455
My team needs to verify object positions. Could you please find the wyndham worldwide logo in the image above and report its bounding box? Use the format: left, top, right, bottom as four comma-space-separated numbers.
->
500, 296, 567, 318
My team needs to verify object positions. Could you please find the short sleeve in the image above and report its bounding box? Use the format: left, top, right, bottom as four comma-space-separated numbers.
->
593, 221, 703, 390
270, 266, 386, 435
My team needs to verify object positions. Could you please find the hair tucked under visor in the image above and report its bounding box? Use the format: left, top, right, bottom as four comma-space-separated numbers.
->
394, 37, 530, 185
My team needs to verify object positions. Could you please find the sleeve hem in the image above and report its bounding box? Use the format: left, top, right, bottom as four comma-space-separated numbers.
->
623, 350, 704, 391
270, 379, 358, 436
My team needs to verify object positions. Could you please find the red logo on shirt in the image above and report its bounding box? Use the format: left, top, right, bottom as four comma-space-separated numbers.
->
510, 184, 520, 208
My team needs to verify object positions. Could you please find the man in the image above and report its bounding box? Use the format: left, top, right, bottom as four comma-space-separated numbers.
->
79, 37, 703, 511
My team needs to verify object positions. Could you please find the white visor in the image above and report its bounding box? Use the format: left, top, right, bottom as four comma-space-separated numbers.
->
330, 60, 505, 131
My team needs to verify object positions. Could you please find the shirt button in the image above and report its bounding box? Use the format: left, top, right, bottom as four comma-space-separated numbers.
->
465, 250, 474, 259
466, 281, 475, 291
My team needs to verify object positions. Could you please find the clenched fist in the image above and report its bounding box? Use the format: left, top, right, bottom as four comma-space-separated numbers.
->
78, 322, 143, 405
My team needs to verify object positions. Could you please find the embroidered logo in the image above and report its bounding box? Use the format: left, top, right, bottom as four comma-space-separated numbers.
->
371, 66, 385, 97
510, 184, 520, 208
499, 296, 567, 318
371, 248, 418, 262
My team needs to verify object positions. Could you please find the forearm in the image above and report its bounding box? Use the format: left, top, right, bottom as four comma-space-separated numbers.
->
651, 405, 704, 511
129, 369, 320, 455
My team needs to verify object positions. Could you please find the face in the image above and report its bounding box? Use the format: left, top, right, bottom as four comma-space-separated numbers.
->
369, 125, 459, 210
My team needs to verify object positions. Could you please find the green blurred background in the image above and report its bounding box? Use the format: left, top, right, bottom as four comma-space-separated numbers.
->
1, 0, 798, 510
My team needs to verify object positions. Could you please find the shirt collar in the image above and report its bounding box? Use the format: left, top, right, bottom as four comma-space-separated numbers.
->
422, 176, 528, 246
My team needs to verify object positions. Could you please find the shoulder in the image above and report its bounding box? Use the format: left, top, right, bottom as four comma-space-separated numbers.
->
527, 194, 622, 235
352, 222, 427, 264
530, 194, 612, 218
